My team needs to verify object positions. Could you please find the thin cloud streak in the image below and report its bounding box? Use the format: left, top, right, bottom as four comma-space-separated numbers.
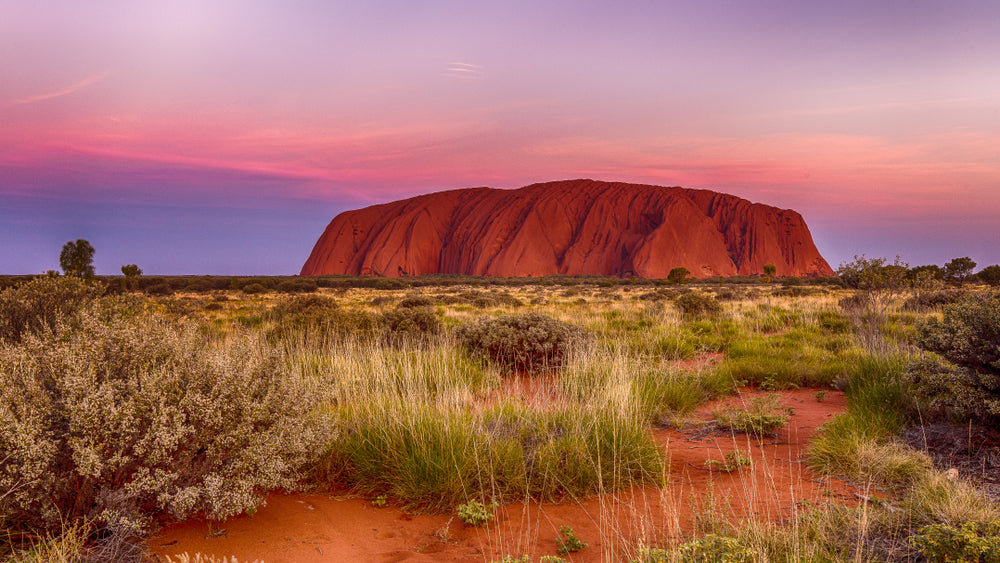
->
443, 62, 485, 78
10, 71, 111, 106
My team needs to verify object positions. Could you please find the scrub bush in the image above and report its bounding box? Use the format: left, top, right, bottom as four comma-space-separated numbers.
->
714, 394, 790, 436
909, 521, 1000, 562
457, 499, 496, 527
0, 276, 102, 343
555, 526, 588, 555
455, 313, 584, 374
0, 301, 322, 534
381, 306, 442, 342
908, 293, 1000, 423
674, 292, 722, 317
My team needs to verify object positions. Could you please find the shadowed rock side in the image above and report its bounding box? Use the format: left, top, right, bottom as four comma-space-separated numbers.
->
301, 179, 835, 278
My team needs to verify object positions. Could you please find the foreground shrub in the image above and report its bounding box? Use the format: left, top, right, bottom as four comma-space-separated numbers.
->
0, 276, 102, 343
714, 394, 790, 436
909, 292, 1000, 423
456, 313, 584, 374
909, 521, 1000, 562
556, 525, 588, 555
674, 292, 722, 317
457, 499, 496, 527
0, 302, 322, 533
381, 306, 442, 343
902, 289, 969, 312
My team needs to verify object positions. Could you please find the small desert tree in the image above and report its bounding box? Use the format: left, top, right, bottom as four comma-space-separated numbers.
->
59, 239, 95, 278
762, 263, 777, 283
837, 255, 910, 314
978, 265, 1000, 286
837, 255, 910, 351
667, 267, 690, 284
121, 264, 142, 291
944, 256, 977, 284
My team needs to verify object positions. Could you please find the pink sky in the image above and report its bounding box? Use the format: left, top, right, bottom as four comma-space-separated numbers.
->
2, 1, 999, 274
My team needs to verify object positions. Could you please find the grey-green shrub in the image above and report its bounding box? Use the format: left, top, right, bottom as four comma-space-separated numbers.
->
908, 292, 1000, 423
0, 276, 103, 343
0, 301, 323, 533
455, 313, 584, 374
381, 306, 441, 342
673, 292, 722, 317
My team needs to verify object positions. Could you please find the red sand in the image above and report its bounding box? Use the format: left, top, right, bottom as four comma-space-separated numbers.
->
150, 388, 853, 563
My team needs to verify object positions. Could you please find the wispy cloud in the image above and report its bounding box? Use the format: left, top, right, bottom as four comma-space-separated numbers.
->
443, 62, 484, 78
11, 71, 111, 106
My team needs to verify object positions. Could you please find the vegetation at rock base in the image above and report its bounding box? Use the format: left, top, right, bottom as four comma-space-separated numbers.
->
2, 264, 1000, 562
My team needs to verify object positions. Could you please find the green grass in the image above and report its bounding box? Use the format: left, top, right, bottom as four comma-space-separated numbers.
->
315, 400, 664, 509
717, 326, 863, 389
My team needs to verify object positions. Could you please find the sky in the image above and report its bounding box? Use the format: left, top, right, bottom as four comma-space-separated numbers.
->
2, 0, 998, 275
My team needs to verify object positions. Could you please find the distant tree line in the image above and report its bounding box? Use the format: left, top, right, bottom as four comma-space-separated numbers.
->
8, 240, 997, 296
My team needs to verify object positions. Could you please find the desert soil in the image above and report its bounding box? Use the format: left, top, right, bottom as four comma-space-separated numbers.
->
150, 388, 855, 563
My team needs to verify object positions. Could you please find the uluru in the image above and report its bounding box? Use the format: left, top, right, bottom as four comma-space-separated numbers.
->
301, 179, 834, 279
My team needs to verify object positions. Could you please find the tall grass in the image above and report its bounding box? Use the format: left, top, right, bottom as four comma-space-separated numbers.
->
295, 336, 666, 510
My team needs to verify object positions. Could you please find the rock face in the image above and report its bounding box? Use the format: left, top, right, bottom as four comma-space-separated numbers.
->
301, 179, 834, 278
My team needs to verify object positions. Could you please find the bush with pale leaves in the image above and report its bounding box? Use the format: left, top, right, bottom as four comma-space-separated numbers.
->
0, 300, 325, 533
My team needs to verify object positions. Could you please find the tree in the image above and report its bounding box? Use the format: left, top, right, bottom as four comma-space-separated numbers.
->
978, 265, 1000, 286
121, 264, 143, 291
59, 239, 95, 278
667, 267, 690, 284
944, 256, 976, 284
762, 263, 777, 283
836, 254, 909, 315
908, 264, 944, 282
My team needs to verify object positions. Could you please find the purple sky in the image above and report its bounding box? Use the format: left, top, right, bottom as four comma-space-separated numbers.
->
2, 1, 999, 275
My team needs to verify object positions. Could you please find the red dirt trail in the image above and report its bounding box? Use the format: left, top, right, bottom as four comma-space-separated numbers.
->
150, 389, 855, 562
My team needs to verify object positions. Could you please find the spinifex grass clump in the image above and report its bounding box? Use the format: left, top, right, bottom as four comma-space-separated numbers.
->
806, 353, 930, 487
0, 299, 322, 534
456, 312, 584, 374
317, 401, 663, 509
292, 341, 499, 401
301, 337, 659, 507
266, 294, 381, 342
718, 325, 862, 389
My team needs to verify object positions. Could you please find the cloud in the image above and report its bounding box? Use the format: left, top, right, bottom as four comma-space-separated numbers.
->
443, 62, 484, 78
10, 71, 111, 106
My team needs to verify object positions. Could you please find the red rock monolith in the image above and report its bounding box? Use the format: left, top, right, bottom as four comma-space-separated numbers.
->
301, 179, 834, 278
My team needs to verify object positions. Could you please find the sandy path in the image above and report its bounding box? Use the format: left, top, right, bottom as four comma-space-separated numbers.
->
150, 388, 854, 562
